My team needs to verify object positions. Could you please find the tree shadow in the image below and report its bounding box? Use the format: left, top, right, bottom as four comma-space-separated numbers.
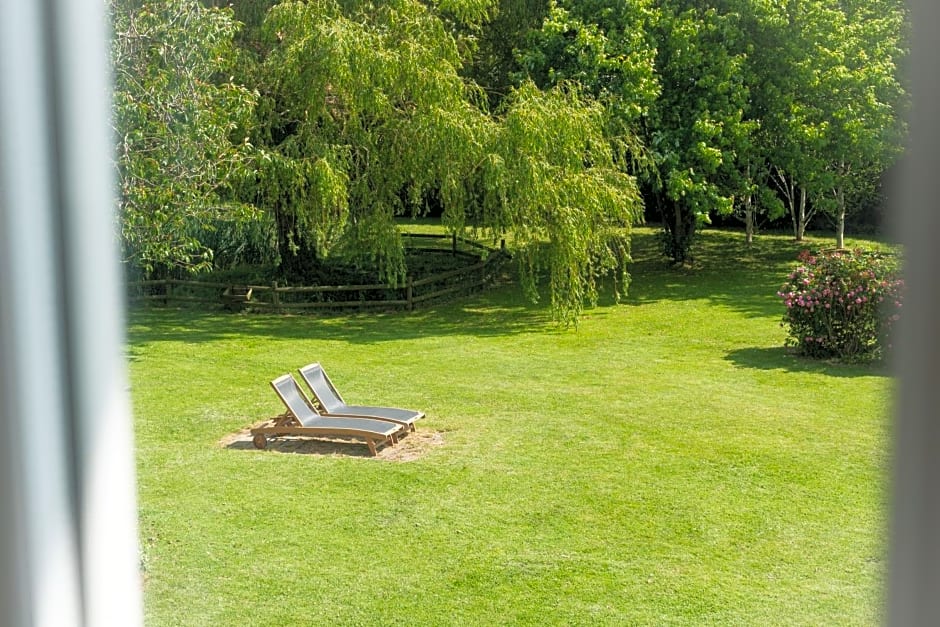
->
622, 228, 818, 319
125, 227, 871, 351
724, 346, 890, 379
126, 283, 557, 349
219, 420, 445, 461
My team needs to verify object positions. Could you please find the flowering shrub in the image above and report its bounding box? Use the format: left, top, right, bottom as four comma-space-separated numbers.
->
778, 248, 904, 360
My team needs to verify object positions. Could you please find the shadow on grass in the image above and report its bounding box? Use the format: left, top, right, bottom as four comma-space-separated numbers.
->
126, 228, 792, 348
725, 346, 890, 379
623, 228, 807, 319
126, 227, 895, 349
626, 226, 900, 320
220, 422, 445, 461
127, 282, 557, 349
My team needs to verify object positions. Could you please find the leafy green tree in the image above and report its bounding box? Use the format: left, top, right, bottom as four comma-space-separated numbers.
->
646, 2, 752, 262
515, 0, 659, 172
242, 0, 640, 323
752, 0, 836, 243
516, 0, 906, 255
485, 82, 642, 321
463, 0, 550, 107
807, 0, 907, 248
111, 0, 257, 276
245, 0, 487, 280
517, 1, 658, 119
756, 0, 907, 244
112, 0, 906, 316
723, 0, 790, 245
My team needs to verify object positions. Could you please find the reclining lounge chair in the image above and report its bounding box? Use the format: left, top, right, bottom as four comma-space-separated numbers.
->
298, 363, 424, 432
252, 374, 403, 456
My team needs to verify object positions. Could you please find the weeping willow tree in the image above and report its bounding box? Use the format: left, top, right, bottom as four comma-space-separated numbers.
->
246, 0, 642, 323
487, 82, 641, 321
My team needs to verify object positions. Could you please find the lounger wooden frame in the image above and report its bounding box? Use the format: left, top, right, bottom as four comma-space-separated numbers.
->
298, 362, 425, 432
252, 374, 403, 456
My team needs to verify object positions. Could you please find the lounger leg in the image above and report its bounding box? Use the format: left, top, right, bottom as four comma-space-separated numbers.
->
366, 440, 377, 456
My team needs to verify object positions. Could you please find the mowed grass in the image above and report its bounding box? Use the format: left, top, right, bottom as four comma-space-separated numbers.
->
129, 227, 893, 626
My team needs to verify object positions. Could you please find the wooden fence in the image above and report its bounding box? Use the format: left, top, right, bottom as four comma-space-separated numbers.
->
128, 234, 509, 313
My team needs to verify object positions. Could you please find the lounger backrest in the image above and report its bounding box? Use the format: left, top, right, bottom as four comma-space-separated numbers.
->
270, 374, 320, 427
299, 363, 346, 414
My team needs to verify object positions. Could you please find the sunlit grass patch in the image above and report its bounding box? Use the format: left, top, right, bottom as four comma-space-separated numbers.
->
130, 227, 892, 626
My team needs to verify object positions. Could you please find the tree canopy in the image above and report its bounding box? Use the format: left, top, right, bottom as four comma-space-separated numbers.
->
112, 0, 257, 275
110, 0, 907, 317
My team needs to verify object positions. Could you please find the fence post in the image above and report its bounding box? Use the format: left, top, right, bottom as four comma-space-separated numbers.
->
406, 276, 414, 311
164, 279, 172, 306
272, 281, 280, 313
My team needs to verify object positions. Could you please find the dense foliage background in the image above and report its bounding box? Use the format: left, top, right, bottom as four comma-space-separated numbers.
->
110, 0, 908, 322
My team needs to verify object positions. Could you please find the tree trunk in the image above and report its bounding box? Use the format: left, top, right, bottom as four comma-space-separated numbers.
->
662, 199, 696, 264
772, 167, 814, 241
835, 186, 846, 249
674, 200, 683, 245
744, 192, 755, 246
796, 187, 808, 241
657, 198, 696, 264
743, 164, 754, 246
773, 167, 802, 241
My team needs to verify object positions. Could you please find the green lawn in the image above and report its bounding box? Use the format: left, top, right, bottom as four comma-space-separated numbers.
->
130, 227, 893, 625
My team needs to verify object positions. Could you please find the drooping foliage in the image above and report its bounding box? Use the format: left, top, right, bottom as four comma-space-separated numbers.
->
240, 0, 641, 322
110, 0, 908, 320
247, 0, 482, 280
487, 82, 641, 320
110, 0, 643, 322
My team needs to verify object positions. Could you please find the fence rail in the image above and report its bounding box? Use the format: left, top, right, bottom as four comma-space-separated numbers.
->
128, 234, 508, 313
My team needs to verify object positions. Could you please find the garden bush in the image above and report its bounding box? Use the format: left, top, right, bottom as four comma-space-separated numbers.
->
778, 247, 904, 360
